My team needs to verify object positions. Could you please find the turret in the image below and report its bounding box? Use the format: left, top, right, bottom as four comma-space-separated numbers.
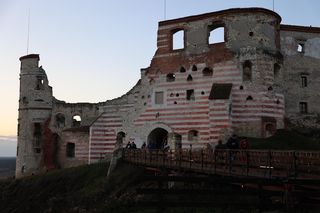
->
16, 54, 53, 178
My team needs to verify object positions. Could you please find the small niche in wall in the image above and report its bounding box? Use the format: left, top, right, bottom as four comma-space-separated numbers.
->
180, 66, 186, 73
246, 96, 253, 101
192, 65, 197, 71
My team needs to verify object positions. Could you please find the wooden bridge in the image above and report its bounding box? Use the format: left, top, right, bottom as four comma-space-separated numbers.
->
123, 148, 320, 180
121, 148, 320, 210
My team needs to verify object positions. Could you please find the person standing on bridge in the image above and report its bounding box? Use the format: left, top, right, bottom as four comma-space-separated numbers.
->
226, 134, 240, 149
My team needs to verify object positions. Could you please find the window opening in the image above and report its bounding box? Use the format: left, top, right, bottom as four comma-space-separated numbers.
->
186, 89, 195, 101
243, 60, 252, 81
187, 74, 193, 81
209, 26, 225, 44
301, 76, 307, 88
202, 67, 213, 76
239, 85, 244, 90
180, 66, 186, 73
155, 91, 164, 105
56, 113, 65, 128
192, 65, 197, 71
33, 123, 41, 153
166, 73, 176, 82
35, 76, 44, 90
172, 30, 184, 50
72, 115, 81, 127
66, 143, 75, 158
297, 43, 304, 53
299, 102, 308, 113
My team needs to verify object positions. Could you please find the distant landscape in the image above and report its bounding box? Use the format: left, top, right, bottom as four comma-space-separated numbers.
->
0, 157, 15, 178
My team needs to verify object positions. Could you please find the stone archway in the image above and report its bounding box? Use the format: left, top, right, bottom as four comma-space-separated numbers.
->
147, 128, 168, 149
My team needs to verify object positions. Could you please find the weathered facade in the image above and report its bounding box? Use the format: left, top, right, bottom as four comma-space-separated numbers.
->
16, 8, 320, 177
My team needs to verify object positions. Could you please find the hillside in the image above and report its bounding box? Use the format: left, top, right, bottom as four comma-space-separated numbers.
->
248, 129, 320, 150
0, 162, 145, 213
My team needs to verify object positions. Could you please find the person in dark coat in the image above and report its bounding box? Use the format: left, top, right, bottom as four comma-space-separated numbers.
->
215, 140, 226, 149
125, 141, 131, 149
226, 134, 240, 149
141, 142, 146, 149
131, 141, 137, 149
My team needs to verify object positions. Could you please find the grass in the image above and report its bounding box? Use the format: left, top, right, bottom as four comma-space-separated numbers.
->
248, 129, 320, 150
0, 162, 109, 213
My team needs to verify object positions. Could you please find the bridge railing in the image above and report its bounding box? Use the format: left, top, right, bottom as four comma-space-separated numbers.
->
122, 148, 320, 179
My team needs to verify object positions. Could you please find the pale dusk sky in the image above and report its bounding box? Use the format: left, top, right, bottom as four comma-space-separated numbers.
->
0, 0, 319, 156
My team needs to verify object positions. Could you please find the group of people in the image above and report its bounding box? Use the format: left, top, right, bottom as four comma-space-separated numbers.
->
125, 141, 149, 150
125, 141, 137, 149
215, 134, 249, 150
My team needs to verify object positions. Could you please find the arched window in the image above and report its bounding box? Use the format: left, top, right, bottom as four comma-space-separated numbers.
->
55, 113, 65, 128
246, 96, 253, 101
72, 115, 81, 127
297, 42, 304, 53
166, 73, 176, 82
172, 29, 184, 50
116, 132, 126, 148
202, 67, 213, 76
188, 130, 199, 141
180, 66, 186, 73
187, 74, 193, 81
192, 65, 197, 71
208, 25, 225, 44
243, 60, 252, 81
35, 76, 44, 90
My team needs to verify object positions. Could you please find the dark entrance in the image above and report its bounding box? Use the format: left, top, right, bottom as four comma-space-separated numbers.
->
116, 132, 126, 148
147, 128, 168, 149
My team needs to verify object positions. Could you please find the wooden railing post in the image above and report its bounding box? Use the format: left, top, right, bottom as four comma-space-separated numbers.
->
293, 151, 297, 179
246, 150, 249, 176
201, 149, 204, 171
268, 150, 272, 179
214, 150, 217, 174
163, 150, 165, 167
189, 148, 192, 169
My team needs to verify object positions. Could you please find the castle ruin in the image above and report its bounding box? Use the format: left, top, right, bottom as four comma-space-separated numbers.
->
16, 8, 320, 177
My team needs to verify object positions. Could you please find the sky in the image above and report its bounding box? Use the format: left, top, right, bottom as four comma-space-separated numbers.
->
0, 0, 320, 156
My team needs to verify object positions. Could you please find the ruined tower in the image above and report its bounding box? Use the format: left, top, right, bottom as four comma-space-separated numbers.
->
16, 54, 53, 177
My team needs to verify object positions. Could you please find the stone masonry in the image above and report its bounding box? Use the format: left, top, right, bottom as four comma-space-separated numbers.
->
16, 8, 320, 177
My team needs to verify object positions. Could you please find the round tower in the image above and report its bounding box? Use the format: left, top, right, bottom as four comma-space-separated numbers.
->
16, 54, 53, 178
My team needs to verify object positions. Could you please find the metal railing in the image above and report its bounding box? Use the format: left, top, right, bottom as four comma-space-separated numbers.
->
122, 148, 320, 180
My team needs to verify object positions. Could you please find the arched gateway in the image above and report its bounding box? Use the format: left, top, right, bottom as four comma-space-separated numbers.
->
147, 128, 168, 149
